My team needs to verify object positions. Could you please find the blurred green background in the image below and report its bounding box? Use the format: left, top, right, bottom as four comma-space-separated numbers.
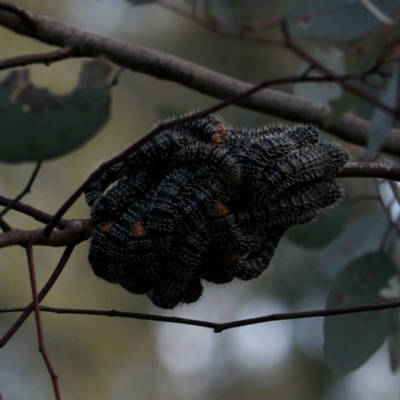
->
0, 1, 399, 399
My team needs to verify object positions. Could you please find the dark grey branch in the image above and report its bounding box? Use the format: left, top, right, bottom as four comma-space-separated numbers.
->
1, 300, 399, 333
0, 3, 399, 155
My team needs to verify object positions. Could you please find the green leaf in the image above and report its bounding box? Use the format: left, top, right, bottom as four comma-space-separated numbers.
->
367, 68, 399, 157
281, 0, 400, 42
294, 46, 345, 105
324, 251, 398, 375
286, 186, 352, 249
318, 211, 389, 277
0, 60, 112, 163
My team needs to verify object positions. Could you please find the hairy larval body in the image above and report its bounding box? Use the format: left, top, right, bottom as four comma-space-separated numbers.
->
85, 115, 348, 309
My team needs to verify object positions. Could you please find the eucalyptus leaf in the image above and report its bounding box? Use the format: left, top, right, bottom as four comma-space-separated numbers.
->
318, 211, 389, 277
324, 251, 398, 375
0, 60, 112, 163
281, 0, 400, 42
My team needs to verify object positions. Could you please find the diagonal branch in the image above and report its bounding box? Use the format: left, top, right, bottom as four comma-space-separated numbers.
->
0, 2, 399, 156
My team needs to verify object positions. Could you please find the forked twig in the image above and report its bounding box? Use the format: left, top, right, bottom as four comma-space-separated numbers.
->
0, 245, 75, 347
25, 243, 61, 400
0, 161, 42, 218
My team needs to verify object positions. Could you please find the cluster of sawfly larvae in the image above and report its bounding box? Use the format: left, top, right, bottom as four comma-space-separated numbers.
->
85, 114, 348, 309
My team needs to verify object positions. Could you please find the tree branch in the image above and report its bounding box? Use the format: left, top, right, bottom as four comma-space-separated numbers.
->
338, 162, 400, 181
1, 300, 399, 333
25, 244, 61, 400
0, 219, 91, 248
0, 2, 399, 156
0, 195, 67, 227
0, 245, 75, 347
0, 45, 78, 71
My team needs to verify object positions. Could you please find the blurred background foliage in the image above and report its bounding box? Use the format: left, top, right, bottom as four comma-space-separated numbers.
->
1, 0, 400, 399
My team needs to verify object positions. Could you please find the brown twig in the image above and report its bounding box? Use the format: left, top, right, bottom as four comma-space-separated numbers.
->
0, 195, 67, 228
0, 217, 11, 232
0, 219, 91, 248
0, 161, 42, 218
0, 46, 78, 71
338, 162, 400, 181
0, 245, 75, 347
1, 300, 399, 333
279, 20, 400, 118
25, 244, 61, 400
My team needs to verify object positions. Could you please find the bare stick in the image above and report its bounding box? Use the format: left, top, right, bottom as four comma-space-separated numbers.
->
0, 46, 78, 71
0, 245, 74, 347
25, 244, 61, 400
0, 220, 91, 248
280, 21, 399, 118
1, 300, 399, 333
0, 195, 67, 227
338, 162, 400, 181
0, 161, 42, 218
0, 217, 11, 232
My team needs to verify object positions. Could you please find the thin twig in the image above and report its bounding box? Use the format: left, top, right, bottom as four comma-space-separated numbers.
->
25, 244, 61, 400
0, 245, 74, 347
1, 300, 399, 333
0, 46, 78, 71
0, 219, 91, 248
109, 66, 125, 88
0, 195, 66, 227
0, 161, 42, 218
0, 217, 11, 232
279, 20, 400, 119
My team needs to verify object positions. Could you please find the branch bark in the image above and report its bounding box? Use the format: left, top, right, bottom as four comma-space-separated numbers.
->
0, 3, 399, 156
0, 219, 91, 248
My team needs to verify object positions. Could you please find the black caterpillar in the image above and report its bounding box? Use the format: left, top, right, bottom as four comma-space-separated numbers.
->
85, 114, 348, 309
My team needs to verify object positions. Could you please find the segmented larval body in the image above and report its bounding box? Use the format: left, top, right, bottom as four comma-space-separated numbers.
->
85, 115, 348, 309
